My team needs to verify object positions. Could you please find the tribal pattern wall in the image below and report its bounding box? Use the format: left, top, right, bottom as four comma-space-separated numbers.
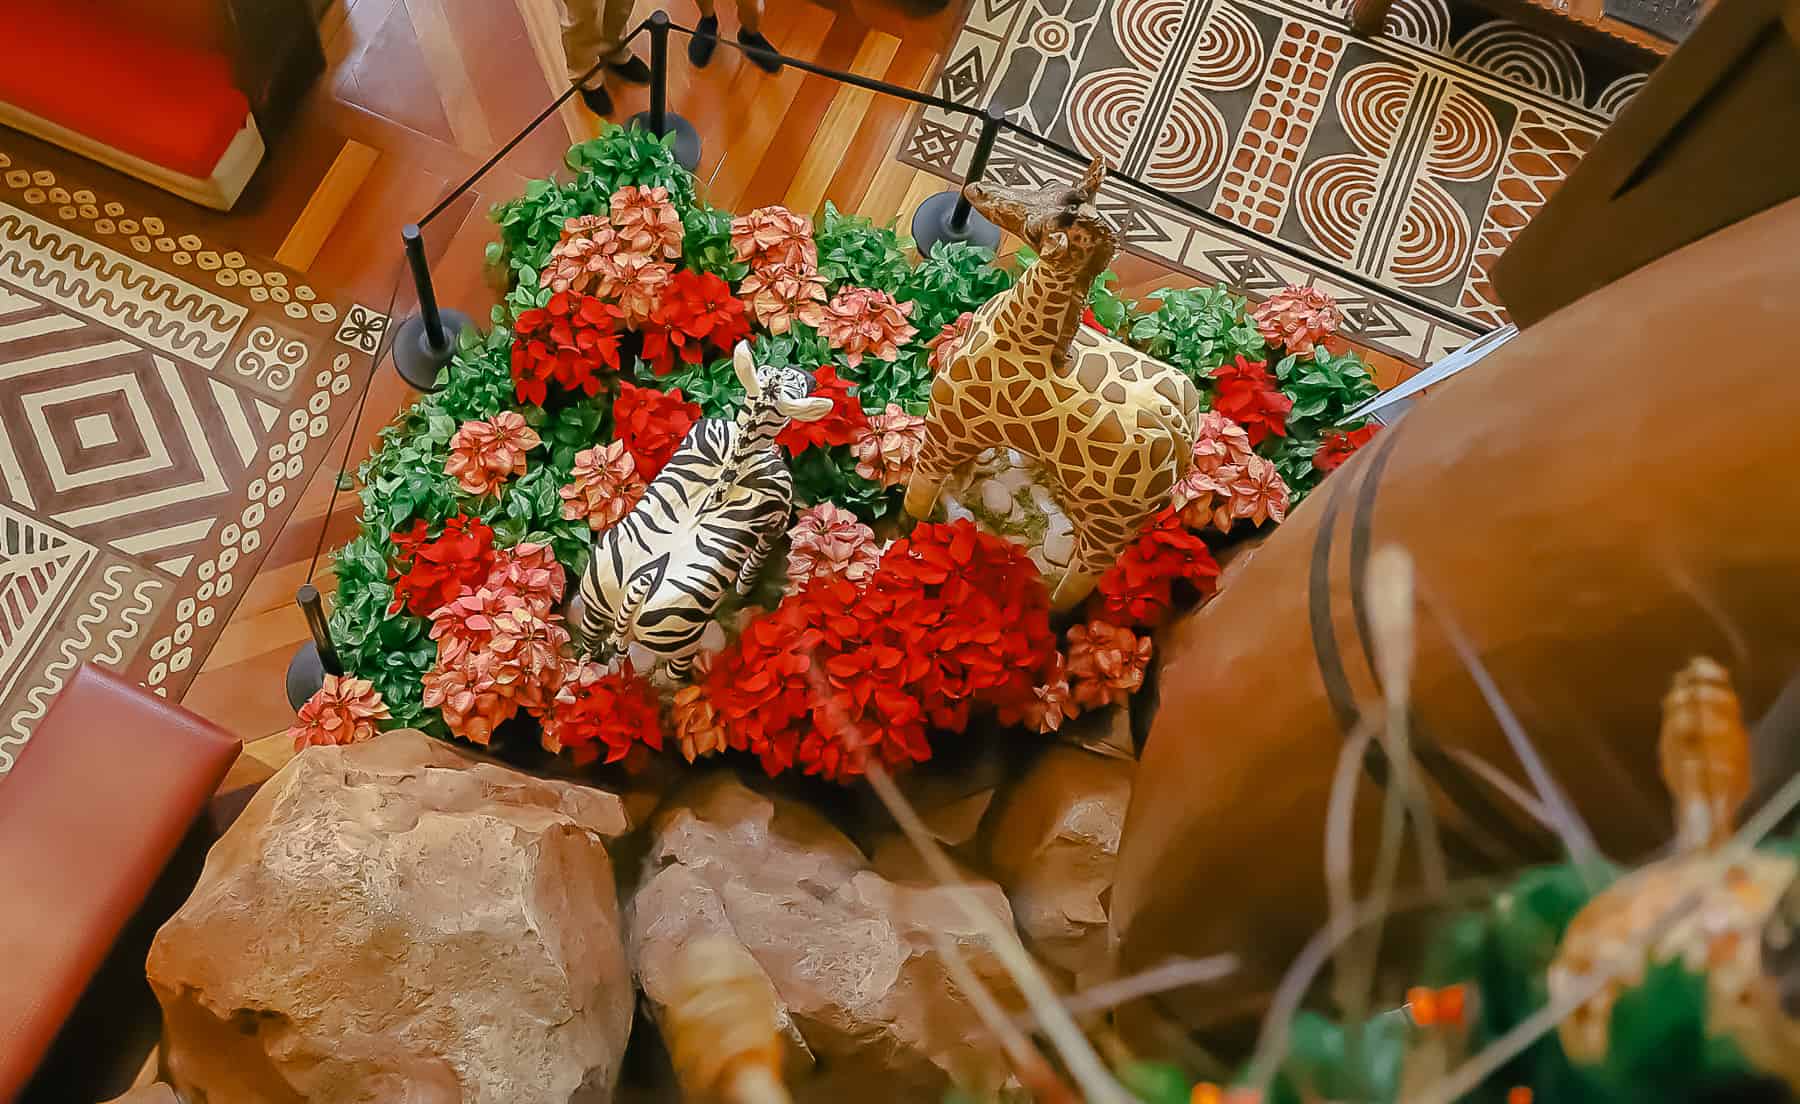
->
900, 0, 1651, 364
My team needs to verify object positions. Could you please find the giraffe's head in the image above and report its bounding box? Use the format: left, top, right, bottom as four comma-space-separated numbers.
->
732, 341, 834, 426
964, 154, 1117, 281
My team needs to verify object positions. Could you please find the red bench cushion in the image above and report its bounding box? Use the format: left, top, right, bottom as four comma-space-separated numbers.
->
0, 1, 249, 179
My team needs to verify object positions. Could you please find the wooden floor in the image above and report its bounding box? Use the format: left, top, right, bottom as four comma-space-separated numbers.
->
167, 0, 1413, 790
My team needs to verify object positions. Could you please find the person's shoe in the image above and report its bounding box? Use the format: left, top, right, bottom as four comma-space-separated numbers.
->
689, 15, 719, 67
738, 29, 783, 73
578, 84, 613, 116
609, 53, 652, 84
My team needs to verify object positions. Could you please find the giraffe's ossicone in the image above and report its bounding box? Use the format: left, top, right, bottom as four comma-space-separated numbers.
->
903, 155, 1200, 609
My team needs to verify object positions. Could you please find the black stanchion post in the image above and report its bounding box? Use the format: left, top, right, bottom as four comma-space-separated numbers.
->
912, 108, 1004, 257
629, 11, 702, 171
285, 583, 343, 711
391, 223, 471, 392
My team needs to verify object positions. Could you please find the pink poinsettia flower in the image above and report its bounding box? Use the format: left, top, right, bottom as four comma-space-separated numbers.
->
729, 205, 818, 271
560, 440, 647, 533
603, 251, 676, 327
540, 217, 625, 295
1251, 284, 1344, 356
738, 262, 828, 334
288, 675, 389, 752
609, 184, 684, 259
927, 311, 975, 374
850, 403, 926, 487
785, 502, 882, 591
444, 411, 542, 496
818, 287, 917, 367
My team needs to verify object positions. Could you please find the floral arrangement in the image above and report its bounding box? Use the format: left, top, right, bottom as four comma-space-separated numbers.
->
320, 123, 1383, 782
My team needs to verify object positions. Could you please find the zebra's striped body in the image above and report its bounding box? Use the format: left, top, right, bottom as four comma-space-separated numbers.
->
574, 344, 831, 679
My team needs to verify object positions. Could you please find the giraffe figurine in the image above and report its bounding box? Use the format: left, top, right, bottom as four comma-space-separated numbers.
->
903, 154, 1200, 609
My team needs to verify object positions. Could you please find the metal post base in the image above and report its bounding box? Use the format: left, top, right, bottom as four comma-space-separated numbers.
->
911, 190, 1001, 257
286, 640, 326, 712
627, 111, 702, 172
392, 308, 472, 392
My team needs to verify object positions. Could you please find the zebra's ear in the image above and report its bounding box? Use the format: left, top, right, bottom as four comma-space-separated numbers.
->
732, 341, 762, 398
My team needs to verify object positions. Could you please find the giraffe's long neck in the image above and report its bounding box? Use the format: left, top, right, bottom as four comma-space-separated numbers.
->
992, 260, 1087, 363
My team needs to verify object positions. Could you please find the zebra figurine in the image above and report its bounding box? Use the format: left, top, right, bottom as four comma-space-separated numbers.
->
572, 341, 833, 679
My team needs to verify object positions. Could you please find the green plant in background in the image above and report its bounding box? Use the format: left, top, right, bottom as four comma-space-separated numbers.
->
1126, 285, 1268, 382
489, 177, 588, 275
489, 123, 697, 278
1088, 267, 1130, 333
790, 445, 895, 521
845, 346, 932, 413
327, 531, 439, 733
647, 354, 746, 419
815, 200, 911, 291
564, 124, 695, 208
1275, 344, 1378, 441
682, 199, 748, 284
899, 241, 1015, 336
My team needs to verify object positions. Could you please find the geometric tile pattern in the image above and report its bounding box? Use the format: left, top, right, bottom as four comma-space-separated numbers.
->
0, 137, 381, 775
900, 0, 1651, 364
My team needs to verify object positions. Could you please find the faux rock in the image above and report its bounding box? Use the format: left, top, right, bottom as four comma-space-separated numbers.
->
147, 729, 634, 1104
630, 774, 1022, 1102
985, 747, 1135, 981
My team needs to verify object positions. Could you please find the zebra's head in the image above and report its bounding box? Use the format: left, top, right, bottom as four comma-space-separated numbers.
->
732, 342, 834, 428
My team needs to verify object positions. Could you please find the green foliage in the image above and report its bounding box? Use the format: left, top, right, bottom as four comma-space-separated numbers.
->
899, 241, 1014, 335
564, 122, 695, 208
327, 531, 440, 734
436, 325, 519, 422
1088, 268, 1131, 333
489, 176, 590, 276
357, 404, 462, 537
845, 347, 932, 414
487, 122, 694, 279
1268, 1010, 1408, 1104
1261, 433, 1322, 504
1117, 1062, 1195, 1104
751, 325, 836, 371
790, 445, 895, 521
1126, 285, 1268, 382
682, 199, 749, 284
1273, 344, 1378, 441
654, 354, 746, 419
815, 201, 910, 291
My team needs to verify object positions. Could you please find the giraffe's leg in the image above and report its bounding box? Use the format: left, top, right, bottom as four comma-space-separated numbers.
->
1050, 494, 1149, 611
903, 417, 983, 520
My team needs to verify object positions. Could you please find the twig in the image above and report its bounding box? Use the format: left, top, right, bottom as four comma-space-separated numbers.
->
1023, 955, 1241, 1026
931, 929, 1082, 1104
1425, 592, 1608, 889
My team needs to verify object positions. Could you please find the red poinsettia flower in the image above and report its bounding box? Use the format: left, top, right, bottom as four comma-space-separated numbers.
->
1081, 305, 1109, 333
1315, 423, 1380, 473
387, 515, 498, 616
510, 291, 622, 405
612, 379, 701, 479
542, 660, 666, 767
775, 364, 866, 455
1088, 508, 1221, 628
639, 269, 753, 376
1210, 355, 1293, 445
704, 519, 1058, 784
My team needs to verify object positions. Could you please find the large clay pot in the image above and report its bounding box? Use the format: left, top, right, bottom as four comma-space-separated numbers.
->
1109, 197, 1800, 1036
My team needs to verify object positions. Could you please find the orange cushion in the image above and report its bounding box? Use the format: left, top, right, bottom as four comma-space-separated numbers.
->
0, 1, 249, 179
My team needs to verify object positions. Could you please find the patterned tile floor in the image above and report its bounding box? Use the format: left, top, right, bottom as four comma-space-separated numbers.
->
901, 0, 1652, 364
0, 140, 385, 774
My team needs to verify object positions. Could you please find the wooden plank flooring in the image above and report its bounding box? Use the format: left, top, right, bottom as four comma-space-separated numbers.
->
159, 0, 1410, 776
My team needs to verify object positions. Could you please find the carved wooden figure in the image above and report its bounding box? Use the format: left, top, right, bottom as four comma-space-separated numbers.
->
902, 155, 1200, 609
575, 343, 832, 678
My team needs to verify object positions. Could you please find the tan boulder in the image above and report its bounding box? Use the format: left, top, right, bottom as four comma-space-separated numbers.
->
984, 747, 1134, 981
146, 729, 634, 1104
628, 773, 1021, 1102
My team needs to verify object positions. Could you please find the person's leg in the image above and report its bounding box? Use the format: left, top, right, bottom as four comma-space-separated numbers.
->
737, 0, 781, 73
558, 0, 614, 114
597, 0, 650, 82
690, 0, 720, 67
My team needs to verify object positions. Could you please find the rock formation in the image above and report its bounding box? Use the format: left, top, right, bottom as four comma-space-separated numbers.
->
629, 773, 1022, 1101
984, 747, 1134, 981
146, 729, 634, 1104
